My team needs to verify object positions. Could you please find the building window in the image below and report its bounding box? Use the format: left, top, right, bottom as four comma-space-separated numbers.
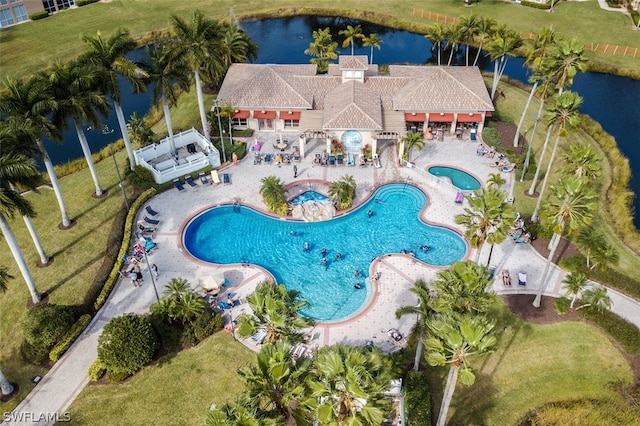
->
10, 0, 20, 4
42, 0, 56, 13
13, 5, 27, 22
232, 118, 248, 127
406, 121, 424, 133
57, 0, 75, 9
283, 119, 299, 129
0, 0, 9, 6
0, 9, 14, 27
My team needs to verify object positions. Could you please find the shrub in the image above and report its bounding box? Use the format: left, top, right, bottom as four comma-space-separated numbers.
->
554, 297, 570, 314
29, 11, 49, 21
98, 314, 159, 375
49, 314, 92, 362
88, 359, 106, 382
192, 311, 224, 342
482, 127, 501, 148
520, 0, 552, 10
23, 304, 75, 350
76, 0, 100, 6
107, 370, 132, 383
578, 309, 640, 355
232, 129, 254, 137
405, 370, 431, 425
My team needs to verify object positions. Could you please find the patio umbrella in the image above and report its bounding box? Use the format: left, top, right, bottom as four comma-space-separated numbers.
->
200, 271, 226, 293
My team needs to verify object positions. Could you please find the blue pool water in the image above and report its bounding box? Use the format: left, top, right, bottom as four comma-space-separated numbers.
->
290, 190, 331, 205
428, 166, 481, 191
183, 184, 467, 321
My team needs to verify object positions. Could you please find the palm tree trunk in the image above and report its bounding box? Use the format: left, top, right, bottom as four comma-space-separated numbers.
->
474, 242, 484, 263
0, 367, 14, 396
528, 124, 553, 196
413, 332, 424, 371
533, 231, 561, 307
448, 47, 455, 66
370, 46, 374, 64
114, 101, 136, 171
437, 43, 442, 66
0, 214, 41, 304
472, 42, 484, 66
486, 244, 495, 267
73, 118, 103, 197
490, 59, 501, 99
161, 93, 176, 155
531, 133, 561, 222
194, 70, 211, 142
36, 139, 71, 227
570, 294, 578, 309
513, 82, 538, 147
465, 44, 470, 66
520, 105, 544, 183
22, 216, 49, 265
437, 365, 459, 426
351, 41, 355, 55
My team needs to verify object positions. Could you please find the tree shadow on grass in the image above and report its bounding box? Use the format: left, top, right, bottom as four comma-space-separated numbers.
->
447, 370, 499, 426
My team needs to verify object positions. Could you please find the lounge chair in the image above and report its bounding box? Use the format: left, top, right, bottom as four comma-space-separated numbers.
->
173, 178, 184, 191
145, 205, 159, 216
328, 155, 335, 166
251, 329, 267, 344
199, 172, 210, 185
185, 175, 197, 187
144, 216, 160, 226
518, 272, 527, 286
337, 154, 343, 165
223, 173, 230, 184
211, 170, 221, 184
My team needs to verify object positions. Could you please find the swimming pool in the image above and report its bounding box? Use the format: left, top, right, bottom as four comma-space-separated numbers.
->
183, 183, 467, 322
289, 190, 331, 205
428, 166, 481, 190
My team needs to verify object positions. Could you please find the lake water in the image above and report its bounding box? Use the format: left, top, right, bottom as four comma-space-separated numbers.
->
42, 16, 640, 228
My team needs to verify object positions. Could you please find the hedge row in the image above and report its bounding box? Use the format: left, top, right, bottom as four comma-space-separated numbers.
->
578, 308, 640, 355
93, 187, 157, 311
520, 0, 552, 10
405, 370, 432, 426
29, 11, 49, 21
76, 0, 100, 6
49, 314, 92, 362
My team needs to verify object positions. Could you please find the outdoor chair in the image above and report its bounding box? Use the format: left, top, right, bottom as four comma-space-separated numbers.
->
144, 216, 160, 226
199, 172, 210, 185
185, 175, 197, 187
223, 173, 231, 184
145, 205, 159, 216
337, 154, 343, 165
328, 155, 336, 166
173, 179, 184, 191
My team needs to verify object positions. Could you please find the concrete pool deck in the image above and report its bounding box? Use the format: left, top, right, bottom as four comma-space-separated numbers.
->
8, 133, 640, 425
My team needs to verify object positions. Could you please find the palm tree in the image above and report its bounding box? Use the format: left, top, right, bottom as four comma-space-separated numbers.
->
339, 24, 364, 55
445, 24, 465, 66
425, 23, 447, 66
215, 22, 258, 85
560, 144, 601, 180
0, 75, 73, 229
454, 188, 516, 264
458, 14, 480, 66
81, 29, 147, 171
547, 38, 589, 94
472, 17, 497, 66
328, 175, 356, 210
575, 227, 606, 269
486, 172, 506, 189
259, 175, 288, 215
396, 279, 437, 371
425, 313, 497, 426
0, 265, 13, 293
362, 33, 382, 64
304, 27, 338, 74
430, 261, 497, 315
236, 281, 315, 344
400, 131, 425, 162
0, 150, 43, 304
577, 286, 612, 313
175, 292, 206, 325
170, 10, 221, 141
140, 43, 191, 155
533, 177, 597, 307
0, 120, 51, 265
238, 343, 313, 425
308, 344, 395, 425
487, 30, 523, 99
205, 399, 280, 426
590, 243, 619, 272
0, 366, 14, 396
562, 272, 588, 309
531, 91, 583, 222
47, 60, 110, 197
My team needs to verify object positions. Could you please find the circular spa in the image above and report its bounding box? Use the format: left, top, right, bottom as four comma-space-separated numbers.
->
183, 183, 467, 322
428, 166, 482, 191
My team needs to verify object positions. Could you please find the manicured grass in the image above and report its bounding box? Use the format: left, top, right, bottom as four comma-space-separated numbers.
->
0, 0, 638, 80
427, 301, 635, 424
66, 332, 253, 425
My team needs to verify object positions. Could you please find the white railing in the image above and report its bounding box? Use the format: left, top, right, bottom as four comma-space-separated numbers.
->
401, 159, 464, 199
134, 128, 220, 184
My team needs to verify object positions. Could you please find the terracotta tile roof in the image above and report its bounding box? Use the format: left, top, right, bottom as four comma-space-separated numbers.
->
323, 81, 382, 130
388, 66, 494, 111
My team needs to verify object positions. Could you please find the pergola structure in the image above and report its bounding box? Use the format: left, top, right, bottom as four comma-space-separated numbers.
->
217, 55, 494, 158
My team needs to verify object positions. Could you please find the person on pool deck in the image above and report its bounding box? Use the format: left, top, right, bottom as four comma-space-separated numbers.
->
354, 282, 361, 289
303, 242, 309, 252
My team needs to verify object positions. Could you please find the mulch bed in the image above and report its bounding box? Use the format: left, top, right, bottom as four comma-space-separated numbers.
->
487, 121, 524, 156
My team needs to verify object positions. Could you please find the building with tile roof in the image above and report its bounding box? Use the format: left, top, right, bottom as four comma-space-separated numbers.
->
217, 55, 494, 159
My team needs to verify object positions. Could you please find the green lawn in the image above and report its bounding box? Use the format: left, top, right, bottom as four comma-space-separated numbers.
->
0, 0, 638, 79
433, 302, 635, 424
66, 332, 253, 425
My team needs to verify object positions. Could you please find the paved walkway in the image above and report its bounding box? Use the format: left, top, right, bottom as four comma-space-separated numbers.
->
4, 133, 640, 425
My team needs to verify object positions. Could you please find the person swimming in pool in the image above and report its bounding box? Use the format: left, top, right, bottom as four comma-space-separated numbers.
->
354, 282, 361, 289
420, 245, 431, 252
354, 270, 363, 278
303, 242, 309, 252
321, 247, 328, 256
335, 252, 342, 260
367, 209, 373, 217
